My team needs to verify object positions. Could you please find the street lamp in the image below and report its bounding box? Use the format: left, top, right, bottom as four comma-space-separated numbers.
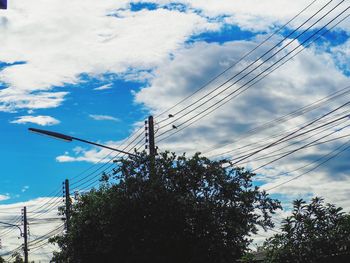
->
28, 128, 138, 158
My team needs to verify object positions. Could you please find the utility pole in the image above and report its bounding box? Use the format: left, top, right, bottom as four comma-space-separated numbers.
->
148, 116, 156, 158
147, 116, 156, 177
63, 179, 71, 232
22, 206, 28, 263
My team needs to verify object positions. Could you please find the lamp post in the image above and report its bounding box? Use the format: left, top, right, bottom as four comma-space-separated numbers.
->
28, 128, 138, 158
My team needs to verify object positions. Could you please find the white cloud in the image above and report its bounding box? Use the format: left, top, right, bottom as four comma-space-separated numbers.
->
56, 145, 116, 163
0, 194, 10, 201
21, 186, 29, 193
89, 114, 120, 122
154, 0, 350, 32
0, 0, 218, 112
55, 137, 142, 163
0, 0, 347, 114
93, 84, 113, 91
11, 115, 60, 126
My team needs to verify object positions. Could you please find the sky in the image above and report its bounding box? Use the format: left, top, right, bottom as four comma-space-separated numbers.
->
0, 0, 350, 261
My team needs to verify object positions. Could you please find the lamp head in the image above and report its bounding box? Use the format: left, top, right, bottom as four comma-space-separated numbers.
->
28, 128, 73, 142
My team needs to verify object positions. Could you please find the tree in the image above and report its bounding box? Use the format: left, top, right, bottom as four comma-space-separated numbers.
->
264, 197, 350, 263
12, 252, 24, 263
0, 256, 4, 263
51, 152, 280, 263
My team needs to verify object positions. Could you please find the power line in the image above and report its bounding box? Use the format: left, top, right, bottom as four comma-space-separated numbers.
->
238, 131, 350, 166
222, 118, 349, 167
156, 4, 350, 143
204, 85, 350, 157
69, 127, 146, 192
251, 122, 350, 171
231, 101, 350, 165
219, 110, 350, 162
156, 0, 342, 132
70, 126, 145, 186
264, 139, 350, 191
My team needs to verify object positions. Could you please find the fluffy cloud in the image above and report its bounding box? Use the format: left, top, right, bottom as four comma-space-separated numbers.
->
152, 0, 350, 31
56, 141, 124, 163
0, 0, 347, 113
0, 0, 218, 112
133, 34, 350, 209
11, 115, 60, 126
0, 194, 10, 201
89, 114, 120, 122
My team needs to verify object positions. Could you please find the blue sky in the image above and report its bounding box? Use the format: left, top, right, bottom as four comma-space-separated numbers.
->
0, 74, 147, 203
0, 0, 350, 260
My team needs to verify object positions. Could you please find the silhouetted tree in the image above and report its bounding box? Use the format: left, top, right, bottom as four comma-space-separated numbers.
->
12, 252, 23, 263
51, 152, 280, 263
264, 197, 350, 263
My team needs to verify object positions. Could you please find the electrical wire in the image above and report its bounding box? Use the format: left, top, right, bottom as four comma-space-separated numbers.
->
231, 101, 350, 165
251, 122, 350, 171
155, 0, 320, 121
156, 0, 342, 132
204, 85, 350, 156
156, 4, 350, 143
264, 139, 350, 191
219, 110, 350, 162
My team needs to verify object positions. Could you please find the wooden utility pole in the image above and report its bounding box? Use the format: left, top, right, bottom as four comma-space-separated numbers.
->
64, 179, 71, 232
147, 116, 156, 177
22, 206, 28, 263
148, 116, 156, 158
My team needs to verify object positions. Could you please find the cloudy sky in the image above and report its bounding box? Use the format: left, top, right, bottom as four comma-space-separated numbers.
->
0, 0, 349, 261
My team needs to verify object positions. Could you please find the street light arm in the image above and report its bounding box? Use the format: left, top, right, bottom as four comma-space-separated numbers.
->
72, 137, 138, 157
28, 128, 73, 142
28, 128, 138, 158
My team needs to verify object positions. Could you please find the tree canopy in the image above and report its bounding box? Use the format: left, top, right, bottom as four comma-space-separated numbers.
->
264, 197, 350, 263
51, 152, 280, 263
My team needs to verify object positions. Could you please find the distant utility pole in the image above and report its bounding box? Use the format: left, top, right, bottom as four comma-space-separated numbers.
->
63, 179, 71, 232
22, 207, 28, 263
